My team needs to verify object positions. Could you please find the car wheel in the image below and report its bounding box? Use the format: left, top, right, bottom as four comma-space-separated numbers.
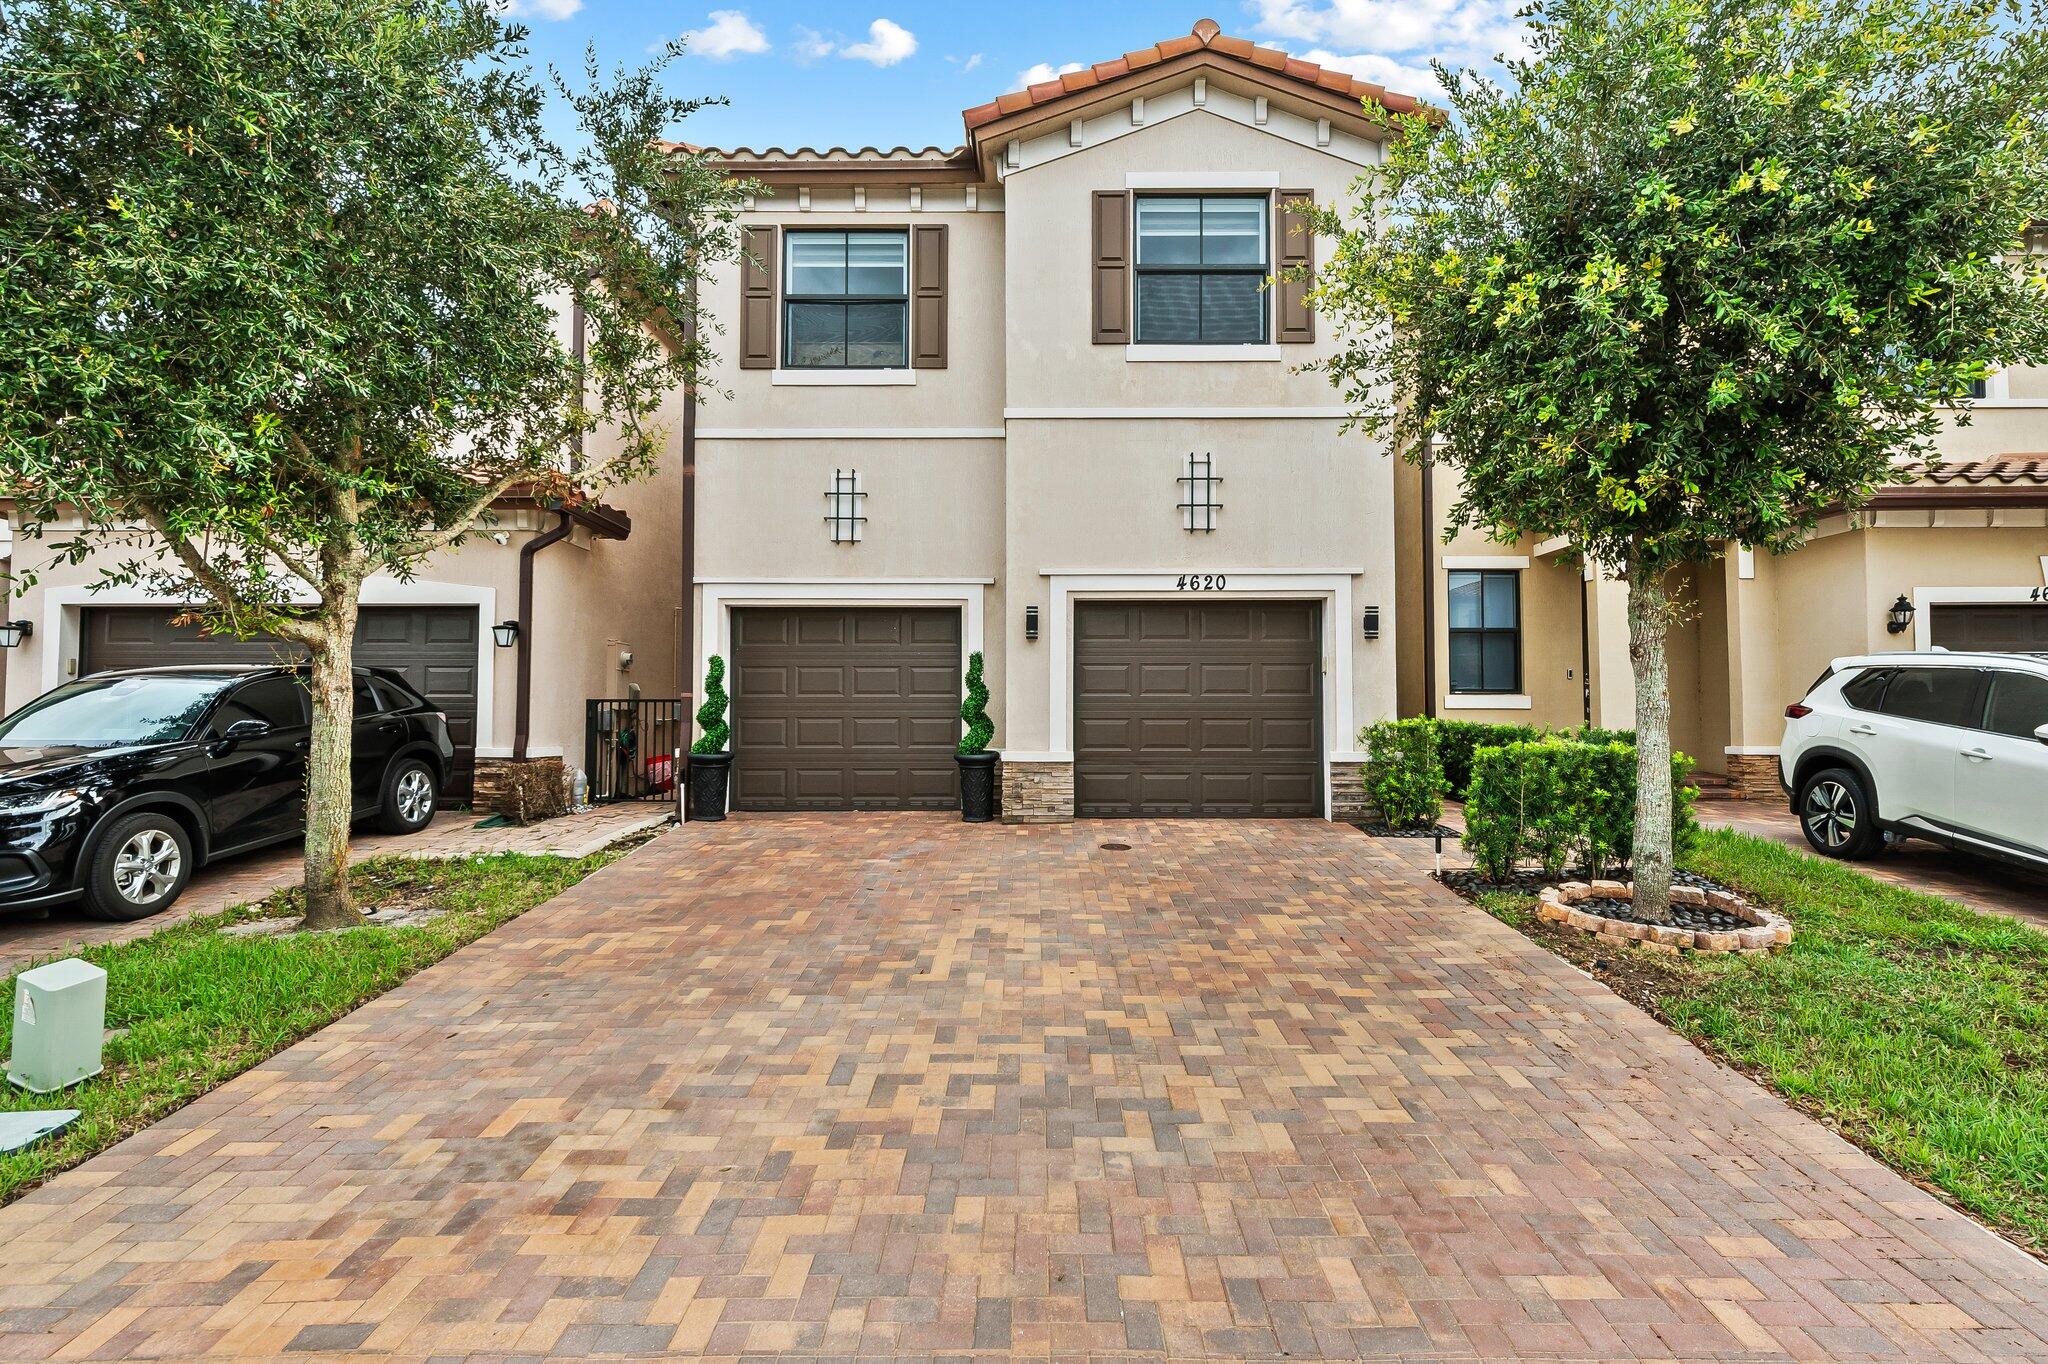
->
82, 812, 194, 922
1798, 767, 1880, 860
376, 758, 438, 835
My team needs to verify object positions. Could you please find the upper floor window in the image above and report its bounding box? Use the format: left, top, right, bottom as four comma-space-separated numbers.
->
1448, 569, 1521, 694
783, 230, 908, 368
1134, 196, 1269, 345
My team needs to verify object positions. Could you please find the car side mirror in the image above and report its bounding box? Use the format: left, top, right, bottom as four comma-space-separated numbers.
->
216, 718, 271, 749
2035, 722, 2048, 746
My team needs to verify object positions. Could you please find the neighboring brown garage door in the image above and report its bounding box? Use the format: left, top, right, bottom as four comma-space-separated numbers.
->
1074, 600, 1321, 817
730, 607, 961, 811
81, 605, 479, 800
1930, 604, 2048, 653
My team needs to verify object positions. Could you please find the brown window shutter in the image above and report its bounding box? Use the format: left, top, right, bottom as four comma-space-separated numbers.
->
911, 223, 948, 368
739, 224, 778, 369
1276, 190, 1314, 344
1091, 191, 1130, 345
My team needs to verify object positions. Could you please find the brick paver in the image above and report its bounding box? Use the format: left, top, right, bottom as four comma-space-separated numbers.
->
0, 803, 674, 976
0, 814, 2043, 1360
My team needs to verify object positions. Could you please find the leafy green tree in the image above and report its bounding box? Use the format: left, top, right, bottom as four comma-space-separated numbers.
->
692, 656, 729, 754
1310, 0, 2047, 916
0, 1, 747, 926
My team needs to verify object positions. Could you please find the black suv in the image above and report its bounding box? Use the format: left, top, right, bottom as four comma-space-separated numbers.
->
0, 665, 454, 921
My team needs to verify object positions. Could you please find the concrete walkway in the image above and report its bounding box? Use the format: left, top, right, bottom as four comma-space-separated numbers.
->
0, 803, 674, 976
0, 814, 2041, 1360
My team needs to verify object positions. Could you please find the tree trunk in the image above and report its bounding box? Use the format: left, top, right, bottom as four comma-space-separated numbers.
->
1626, 549, 1675, 922
302, 613, 364, 930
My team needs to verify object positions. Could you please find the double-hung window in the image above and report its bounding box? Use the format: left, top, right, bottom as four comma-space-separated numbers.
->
1133, 196, 1269, 344
783, 230, 909, 368
1448, 570, 1521, 694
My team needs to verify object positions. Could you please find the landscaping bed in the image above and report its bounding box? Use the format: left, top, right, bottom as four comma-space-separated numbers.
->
1466, 827, 2048, 1259
0, 846, 632, 1207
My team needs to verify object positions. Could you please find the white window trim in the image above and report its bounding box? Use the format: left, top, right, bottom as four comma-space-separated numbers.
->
1127, 344, 1282, 363
38, 579, 498, 749
771, 369, 916, 387
696, 577, 988, 744
1442, 555, 1531, 570
1442, 693, 1533, 711
1124, 171, 1282, 189
1044, 571, 1357, 819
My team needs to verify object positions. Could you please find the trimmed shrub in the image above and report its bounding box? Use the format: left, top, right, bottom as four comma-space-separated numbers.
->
691, 655, 729, 754
958, 651, 994, 754
1575, 724, 1638, 748
1463, 738, 1698, 881
1436, 719, 1542, 797
1360, 718, 1445, 829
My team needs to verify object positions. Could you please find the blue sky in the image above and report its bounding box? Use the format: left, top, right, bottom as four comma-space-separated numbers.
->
503, 0, 1526, 153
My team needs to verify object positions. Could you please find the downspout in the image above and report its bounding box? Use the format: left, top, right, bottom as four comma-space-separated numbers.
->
513, 510, 574, 762
1419, 433, 1437, 719
1579, 565, 1594, 726
511, 296, 587, 763
678, 263, 698, 777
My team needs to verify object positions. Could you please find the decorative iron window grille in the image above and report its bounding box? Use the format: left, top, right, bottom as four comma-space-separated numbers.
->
825, 468, 866, 543
1178, 452, 1222, 532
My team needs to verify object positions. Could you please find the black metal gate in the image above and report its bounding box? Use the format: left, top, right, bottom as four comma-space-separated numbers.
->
585, 699, 686, 804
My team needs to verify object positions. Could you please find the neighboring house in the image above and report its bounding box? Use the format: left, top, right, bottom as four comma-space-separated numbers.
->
688, 18, 1425, 821
0, 457, 685, 809
1402, 384, 2048, 797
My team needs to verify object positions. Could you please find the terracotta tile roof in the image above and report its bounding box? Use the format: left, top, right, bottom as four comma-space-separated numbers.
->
960, 18, 1430, 132
1903, 455, 2048, 486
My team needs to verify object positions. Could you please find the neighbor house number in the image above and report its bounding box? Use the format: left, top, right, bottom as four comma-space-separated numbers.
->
1175, 574, 1228, 591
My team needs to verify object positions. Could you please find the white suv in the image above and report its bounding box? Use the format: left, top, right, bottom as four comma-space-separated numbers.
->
1780, 650, 2048, 868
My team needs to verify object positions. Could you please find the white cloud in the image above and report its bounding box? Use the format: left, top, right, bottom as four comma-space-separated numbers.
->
679, 9, 770, 60
1015, 61, 1084, 90
490, 0, 581, 19
793, 25, 836, 62
1247, 0, 1529, 94
954, 53, 985, 73
840, 18, 918, 66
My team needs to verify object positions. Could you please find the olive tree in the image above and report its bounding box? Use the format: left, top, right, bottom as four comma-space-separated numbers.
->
1310, 0, 2048, 916
0, 1, 747, 926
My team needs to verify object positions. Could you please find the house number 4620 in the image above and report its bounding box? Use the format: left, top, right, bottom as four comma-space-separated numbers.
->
1176, 574, 1228, 591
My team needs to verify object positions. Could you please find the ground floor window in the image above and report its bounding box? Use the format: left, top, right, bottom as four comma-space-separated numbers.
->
1448, 569, 1521, 694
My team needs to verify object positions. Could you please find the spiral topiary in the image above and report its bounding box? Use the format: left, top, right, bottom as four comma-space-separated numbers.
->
958, 650, 993, 754
691, 654, 730, 754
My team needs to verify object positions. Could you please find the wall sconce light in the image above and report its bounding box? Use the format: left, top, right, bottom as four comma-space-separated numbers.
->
491, 620, 520, 648
1024, 605, 1040, 642
1885, 595, 1915, 635
1361, 607, 1380, 640
0, 620, 32, 649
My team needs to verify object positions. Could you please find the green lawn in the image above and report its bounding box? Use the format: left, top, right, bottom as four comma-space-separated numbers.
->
1479, 827, 2048, 1254
0, 850, 619, 1206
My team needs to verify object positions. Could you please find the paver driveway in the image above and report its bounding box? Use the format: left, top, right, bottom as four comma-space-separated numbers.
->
0, 815, 2043, 1361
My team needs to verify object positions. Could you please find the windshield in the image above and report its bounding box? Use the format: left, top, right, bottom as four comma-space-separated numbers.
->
0, 676, 228, 747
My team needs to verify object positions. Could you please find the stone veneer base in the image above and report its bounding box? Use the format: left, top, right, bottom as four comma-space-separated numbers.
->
1000, 760, 1074, 824
1328, 761, 1375, 824
1535, 880, 1792, 955
1722, 753, 1784, 801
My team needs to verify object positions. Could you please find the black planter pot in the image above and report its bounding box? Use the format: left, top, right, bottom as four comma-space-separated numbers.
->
687, 750, 732, 822
957, 750, 998, 823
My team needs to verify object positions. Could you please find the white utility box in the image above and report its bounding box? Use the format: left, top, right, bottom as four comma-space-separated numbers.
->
7, 958, 107, 1093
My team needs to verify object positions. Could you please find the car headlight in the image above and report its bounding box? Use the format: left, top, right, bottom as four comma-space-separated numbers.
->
0, 788, 86, 818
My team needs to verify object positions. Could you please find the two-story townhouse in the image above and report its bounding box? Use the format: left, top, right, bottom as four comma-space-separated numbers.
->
689, 19, 1424, 822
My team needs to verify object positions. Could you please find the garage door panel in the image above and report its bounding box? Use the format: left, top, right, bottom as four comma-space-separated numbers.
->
1074, 600, 1320, 817
1931, 605, 2048, 652
731, 607, 960, 811
82, 605, 478, 802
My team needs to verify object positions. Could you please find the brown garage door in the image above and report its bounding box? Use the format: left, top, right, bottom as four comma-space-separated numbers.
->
81, 605, 479, 800
730, 607, 961, 811
1930, 604, 2048, 653
1074, 600, 1321, 817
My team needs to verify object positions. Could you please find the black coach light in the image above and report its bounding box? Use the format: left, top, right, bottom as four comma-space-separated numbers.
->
1362, 606, 1381, 640
0, 620, 31, 648
1885, 595, 1915, 636
1024, 605, 1040, 642
492, 619, 521, 648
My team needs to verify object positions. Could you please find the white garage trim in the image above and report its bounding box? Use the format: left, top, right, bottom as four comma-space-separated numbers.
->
1044, 571, 1357, 820
1910, 583, 2048, 651
695, 579, 989, 738
39, 580, 497, 750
